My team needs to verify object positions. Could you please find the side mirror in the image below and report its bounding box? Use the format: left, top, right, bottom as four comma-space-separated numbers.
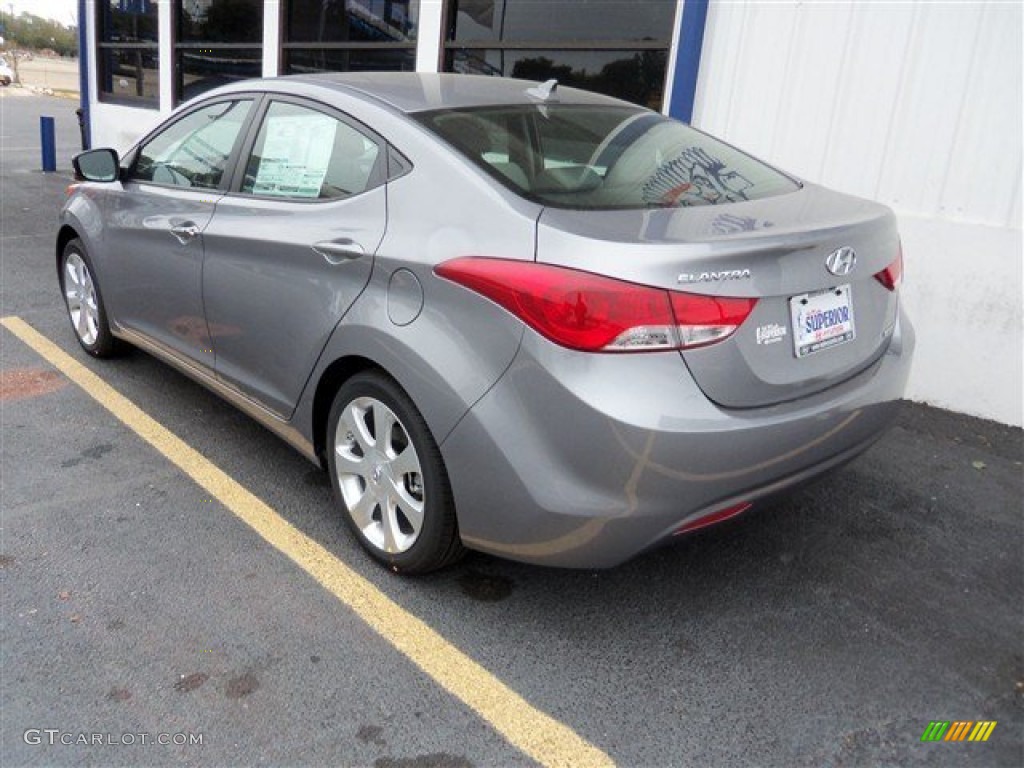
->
72, 148, 121, 182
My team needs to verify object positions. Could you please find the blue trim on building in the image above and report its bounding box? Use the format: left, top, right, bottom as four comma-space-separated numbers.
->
668, 0, 710, 123
78, 0, 90, 149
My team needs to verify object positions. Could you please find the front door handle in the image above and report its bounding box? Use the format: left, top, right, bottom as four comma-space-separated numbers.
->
170, 222, 200, 244
312, 239, 365, 265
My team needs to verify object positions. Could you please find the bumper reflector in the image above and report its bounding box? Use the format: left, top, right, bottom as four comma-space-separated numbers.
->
674, 502, 753, 535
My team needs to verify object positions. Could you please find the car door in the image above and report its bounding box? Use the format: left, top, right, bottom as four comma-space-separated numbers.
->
102, 97, 256, 366
201, 97, 388, 418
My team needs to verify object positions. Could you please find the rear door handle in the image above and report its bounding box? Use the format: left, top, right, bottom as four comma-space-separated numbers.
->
170, 222, 200, 244
312, 239, 365, 265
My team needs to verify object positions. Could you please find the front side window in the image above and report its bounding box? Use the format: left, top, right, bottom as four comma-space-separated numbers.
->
132, 99, 254, 189
241, 101, 382, 200
418, 105, 800, 210
97, 0, 160, 106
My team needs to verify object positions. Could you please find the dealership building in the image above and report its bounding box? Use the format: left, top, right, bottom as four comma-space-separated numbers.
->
78, 0, 1022, 426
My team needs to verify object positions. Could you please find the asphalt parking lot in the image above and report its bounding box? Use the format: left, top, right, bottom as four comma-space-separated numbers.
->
2, 89, 1022, 767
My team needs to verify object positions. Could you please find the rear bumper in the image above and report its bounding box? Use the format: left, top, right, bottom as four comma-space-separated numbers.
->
440, 307, 915, 568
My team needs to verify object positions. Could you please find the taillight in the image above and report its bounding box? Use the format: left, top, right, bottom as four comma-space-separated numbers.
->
874, 244, 903, 291
435, 257, 757, 353
669, 292, 759, 349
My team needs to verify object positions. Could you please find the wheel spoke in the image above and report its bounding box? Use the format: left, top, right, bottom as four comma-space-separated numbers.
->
390, 480, 424, 534
65, 260, 81, 290
75, 301, 92, 339
373, 402, 396, 452
347, 490, 376, 530
342, 404, 375, 454
381, 502, 402, 553
334, 447, 369, 478
389, 444, 420, 477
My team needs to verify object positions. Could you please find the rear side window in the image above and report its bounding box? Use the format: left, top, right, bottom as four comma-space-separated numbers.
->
240, 101, 382, 200
417, 105, 800, 210
132, 99, 253, 189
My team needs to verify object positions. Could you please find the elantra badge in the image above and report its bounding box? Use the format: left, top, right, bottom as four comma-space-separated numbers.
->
825, 247, 857, 276
677, 268, 752, 284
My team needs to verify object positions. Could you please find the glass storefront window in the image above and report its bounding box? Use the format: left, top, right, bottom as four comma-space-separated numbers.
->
448, 48, 668, 110
177, 49, 263, 103
443, 0, 675, 108
175, 0, 264, 103
447, 0, 675, 43
100, 0, 159, 42
97, 0, 160, 106
283, 48, 417, 76
179, 0, 262, 42
287, 0, 418, 42
282, 0, 419, 75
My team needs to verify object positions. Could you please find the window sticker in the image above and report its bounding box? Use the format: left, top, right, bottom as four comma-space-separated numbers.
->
253, 113, 338, 198
642, 147, 753, 207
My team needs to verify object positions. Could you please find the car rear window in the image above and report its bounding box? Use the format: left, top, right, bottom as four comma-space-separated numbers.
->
416, 105, 799, 210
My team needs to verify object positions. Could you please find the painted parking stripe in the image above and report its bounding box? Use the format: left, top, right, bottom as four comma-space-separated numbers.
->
1, 316, 614, 768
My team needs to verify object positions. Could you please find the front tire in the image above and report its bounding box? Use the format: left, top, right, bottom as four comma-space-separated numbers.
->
327, 371, 463, 574
59, 238, 122, 357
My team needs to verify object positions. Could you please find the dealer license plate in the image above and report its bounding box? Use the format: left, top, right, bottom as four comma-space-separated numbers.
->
789, 285, 856, 358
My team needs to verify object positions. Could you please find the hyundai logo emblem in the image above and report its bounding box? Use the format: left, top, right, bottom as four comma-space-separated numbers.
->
825, 247, 857, 276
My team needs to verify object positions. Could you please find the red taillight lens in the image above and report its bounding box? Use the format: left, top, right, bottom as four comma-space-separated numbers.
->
874, 245, 903, 291
435, 257, 757, 353
669, 292, 759, 349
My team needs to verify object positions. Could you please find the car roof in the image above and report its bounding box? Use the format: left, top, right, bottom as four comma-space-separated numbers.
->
224, 72, 638, 114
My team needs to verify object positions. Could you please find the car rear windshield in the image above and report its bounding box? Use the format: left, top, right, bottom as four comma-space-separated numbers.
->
415, 105, 800, 210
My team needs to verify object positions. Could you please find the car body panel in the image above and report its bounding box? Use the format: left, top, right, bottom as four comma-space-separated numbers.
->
537, 184, 901, 407
203, 186, 387, 417
58, 72, 916, 569
94, 181, 220, 366
442, 307, 914, 567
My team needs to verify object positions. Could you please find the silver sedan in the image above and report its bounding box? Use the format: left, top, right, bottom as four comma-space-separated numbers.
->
58, 73, 914, 573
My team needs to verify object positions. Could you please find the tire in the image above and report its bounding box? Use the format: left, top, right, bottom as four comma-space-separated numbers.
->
327, 371, 464, 574
59, 238, 123, 358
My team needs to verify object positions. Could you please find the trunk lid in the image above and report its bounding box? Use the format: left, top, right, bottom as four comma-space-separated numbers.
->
535, 184, 901, 408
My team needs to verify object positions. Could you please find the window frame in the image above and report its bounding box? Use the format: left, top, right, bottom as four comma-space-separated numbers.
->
224, 94, 391, 204
124, 94, 264, 193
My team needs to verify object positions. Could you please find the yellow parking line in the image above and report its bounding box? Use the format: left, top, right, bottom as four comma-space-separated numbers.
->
1, 316, 614, 768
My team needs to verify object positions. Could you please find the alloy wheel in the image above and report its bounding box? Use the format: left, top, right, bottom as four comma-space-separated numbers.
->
334, 396, 425, 554
64, 251, 100, 346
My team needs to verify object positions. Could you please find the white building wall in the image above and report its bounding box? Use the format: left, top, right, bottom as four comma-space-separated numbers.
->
693, 1, 1023, 426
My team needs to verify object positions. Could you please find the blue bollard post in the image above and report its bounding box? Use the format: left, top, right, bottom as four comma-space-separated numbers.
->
40, 116, 56, 173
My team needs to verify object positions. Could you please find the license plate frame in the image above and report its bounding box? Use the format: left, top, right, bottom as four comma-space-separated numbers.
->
789, 285, 856, 358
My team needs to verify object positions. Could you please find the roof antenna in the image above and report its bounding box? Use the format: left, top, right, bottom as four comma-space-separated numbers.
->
526, 79, 559, 101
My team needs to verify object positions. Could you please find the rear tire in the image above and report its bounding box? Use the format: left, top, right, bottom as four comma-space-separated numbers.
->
327, 371, 464, 574
59, 238, 123, 358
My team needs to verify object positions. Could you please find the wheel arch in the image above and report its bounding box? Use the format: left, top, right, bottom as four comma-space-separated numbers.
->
56, 224, 80, 276
311, 355, 385, 466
